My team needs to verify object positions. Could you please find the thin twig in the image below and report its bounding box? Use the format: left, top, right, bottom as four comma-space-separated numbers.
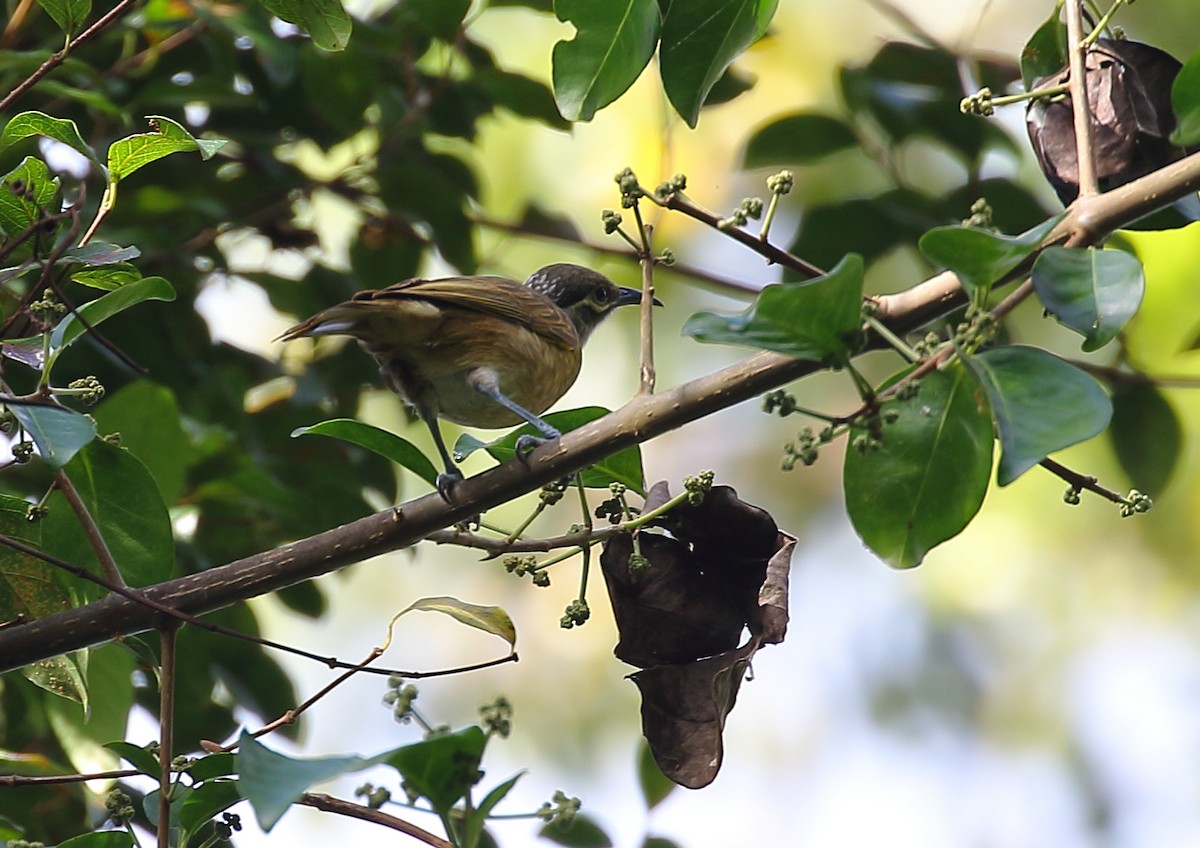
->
299, 793, 452, 848
54, 469, 125, 587
0, 532, 516, 679
1065, 0, 1099, 197
0, 768, 139, 786
157, 622, 179, 848
636, 219, 656, 394
0, 0, 142, 115
1039, 456, 1125, 503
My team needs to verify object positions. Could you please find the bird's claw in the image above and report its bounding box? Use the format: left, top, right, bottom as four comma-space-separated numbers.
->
435, 468, 464, 503
514, 433, 552, 465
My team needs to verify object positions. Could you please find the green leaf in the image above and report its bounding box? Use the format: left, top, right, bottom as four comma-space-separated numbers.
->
637, 739, 675, 810
92, 381, 190, 503
460, 771, 525, 848
399, 0, 471, 40
35, 0, 91, 36
1020, 11, 1067, 90
292, 418, 438, 486
1031, 246, 1144, 351
659, 0, 777, 128
0, 493, 60, 626
962, 345, 1111, 486
0, 111, 97, 162
682, 253, 864, 360
47, 275, 176, 370
107, 117, 226, 184
9, 403, 96, 469
379, 726, 488, 816
398, 596, 517, 649
259, 0, 352, 51
70, 263, 142, 290
539, 813, 614, 847
742, 112, 858, 168
60, 243, 140, 265
843, 365, 993, 569
45, 645, 134, 773
1171, 45, 1200, 146
451, 406, 646, 494
105, 741, 161, 776
179, 780, 243, 831
918, 214, 1063, 298
184, 752, 238, 782
0, 156, 59, 236
40, 439, 174, 588
1108, 379, 1180, 495
22, 652, 88, 708
551, 0, 660, 122
238, 731, 373, 830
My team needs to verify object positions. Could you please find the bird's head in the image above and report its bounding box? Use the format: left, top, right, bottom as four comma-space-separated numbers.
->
525, 263, 659, 342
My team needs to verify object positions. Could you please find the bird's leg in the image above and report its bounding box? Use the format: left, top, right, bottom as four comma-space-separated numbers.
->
468, 369, 561, 461
417, 406, 464, 501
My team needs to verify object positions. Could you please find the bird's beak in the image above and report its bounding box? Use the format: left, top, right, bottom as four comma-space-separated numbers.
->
617, 287, 663, 307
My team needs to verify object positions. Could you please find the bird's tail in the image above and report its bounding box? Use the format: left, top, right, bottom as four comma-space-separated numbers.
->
276, 303, 369, 342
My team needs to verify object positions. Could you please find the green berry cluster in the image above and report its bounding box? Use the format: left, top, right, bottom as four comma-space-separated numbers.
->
560, 599, 590, 629
614, 167, 643, 208
105, 788, 135, 825
653, 173, 687, 200
1120, 489, 1152, 517
382, 676, 419, 724
355, 782, 393, 809
480, 695, 513, 738
782, 425, 834, 470
683, 470, 714, 505
537, 790, 582, 825
503, 554, 550, 587
960, 87, 994, 116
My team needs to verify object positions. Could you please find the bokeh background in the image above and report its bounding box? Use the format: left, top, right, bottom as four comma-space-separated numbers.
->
180, 1, 1200, 845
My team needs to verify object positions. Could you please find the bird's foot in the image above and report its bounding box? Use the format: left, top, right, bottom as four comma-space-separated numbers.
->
514, 433, 552, 464
435, 468, 464, 503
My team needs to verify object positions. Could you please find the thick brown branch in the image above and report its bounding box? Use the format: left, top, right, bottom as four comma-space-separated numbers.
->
1, 141, 1198, 672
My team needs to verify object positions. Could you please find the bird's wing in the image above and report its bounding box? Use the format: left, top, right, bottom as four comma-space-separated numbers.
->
366, 276, 580, 348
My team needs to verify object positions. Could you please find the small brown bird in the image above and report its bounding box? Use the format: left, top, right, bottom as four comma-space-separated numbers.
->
280, 264, 653, 498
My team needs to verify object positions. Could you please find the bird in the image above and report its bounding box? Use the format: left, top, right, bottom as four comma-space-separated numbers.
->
280, 263, 654, 500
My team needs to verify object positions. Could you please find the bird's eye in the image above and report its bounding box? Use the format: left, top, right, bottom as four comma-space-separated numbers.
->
592, 286, 611, 304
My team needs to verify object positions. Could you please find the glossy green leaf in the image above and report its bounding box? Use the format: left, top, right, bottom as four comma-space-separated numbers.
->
107, 117, 226, 184
179, 780, 243, 831
48, 275, 176, 365
843, 365, 993, 569
1108, 379, 1181, 495
1031, 246, 1144, 351
398, 596, 517, 649
539, 812, 614, 847
682, 253, 864, 360
292, 418, 438, 486
399, 0, 470, 40
105, 740, 161, 776
1171, 45, 1200, 146
238, 731, 373, 830
742, 113, 858, 168
9, 403, 96, 469
35, 0, 91, 35
789, 189, 939, 270
0, 111, 96, 162
962, 346, 1111, 486
260, 0, 352, 51
452, 406, 645, 494
380, 726, 487, 816
69, 263, 142, 290
0, 156, 59, 236
659, 0, 777, 128
918, 214, 1063, 298
92, 381, 190, 503
1020, 11, 1067, 90
551, 0, 660, 122
40, 439, 174, 588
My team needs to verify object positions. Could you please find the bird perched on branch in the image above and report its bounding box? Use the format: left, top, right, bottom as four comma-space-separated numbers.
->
280, 264, 654, 500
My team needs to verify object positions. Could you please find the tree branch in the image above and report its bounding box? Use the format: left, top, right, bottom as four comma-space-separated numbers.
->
2, 147, 1199, 672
